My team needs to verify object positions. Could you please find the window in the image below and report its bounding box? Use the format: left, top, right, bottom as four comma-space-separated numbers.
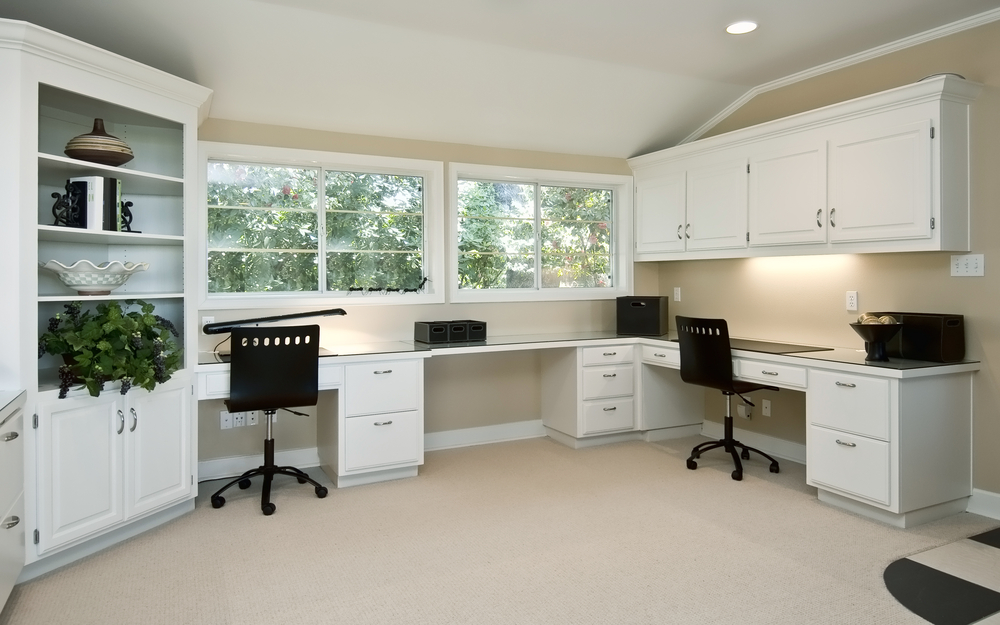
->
199, 143, 444, 308
450, 163, 632, 302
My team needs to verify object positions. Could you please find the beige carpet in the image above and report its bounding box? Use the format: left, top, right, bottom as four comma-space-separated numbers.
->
1, 435, 996, 625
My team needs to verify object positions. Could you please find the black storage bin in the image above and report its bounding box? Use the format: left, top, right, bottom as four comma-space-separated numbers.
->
872, 312, 965, 362
447, 321, 468, 342
617, 296, 669, 336
414, 321, 450, 343
453, 319, 487, 341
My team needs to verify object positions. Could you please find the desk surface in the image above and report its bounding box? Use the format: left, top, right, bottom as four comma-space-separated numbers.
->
197, 331, 978, 372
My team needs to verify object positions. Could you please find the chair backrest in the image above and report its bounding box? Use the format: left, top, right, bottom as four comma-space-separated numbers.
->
675, 316, 737, 393
228, 325, 320, 413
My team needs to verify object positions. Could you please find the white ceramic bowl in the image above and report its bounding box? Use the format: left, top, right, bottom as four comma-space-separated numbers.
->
40, 259, 149, 295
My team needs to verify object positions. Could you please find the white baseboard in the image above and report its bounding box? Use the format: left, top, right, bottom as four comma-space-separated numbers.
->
424, 419, 547, 451
699, 420, 807, 464
968, 488, 1000, 521
198, 447, 321, 482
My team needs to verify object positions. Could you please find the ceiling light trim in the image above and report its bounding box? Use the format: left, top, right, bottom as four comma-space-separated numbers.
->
726, 21, 757, 35
681, 6, 1000, 144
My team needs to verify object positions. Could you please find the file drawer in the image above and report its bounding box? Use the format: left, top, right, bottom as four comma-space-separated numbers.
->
345, 410, 420, 471
582, 397, 634, 435
582, 365, 634, 400
807, 370, 890, 440
582, 345, 634, 366
641, 345, 679, 367
737, 359, 807, 388
346, 360, 419, 416
808, 425, 890, 505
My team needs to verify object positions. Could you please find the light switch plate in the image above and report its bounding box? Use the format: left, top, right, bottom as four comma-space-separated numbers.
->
951, 254, 984, 276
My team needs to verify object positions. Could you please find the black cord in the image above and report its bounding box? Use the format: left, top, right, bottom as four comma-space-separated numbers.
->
212, 335, 231, 362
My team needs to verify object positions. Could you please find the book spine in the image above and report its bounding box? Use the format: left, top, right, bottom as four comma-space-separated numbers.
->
67, 176, 103, 230
103, 178, 121, 232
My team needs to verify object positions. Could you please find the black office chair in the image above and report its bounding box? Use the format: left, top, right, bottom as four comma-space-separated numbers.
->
675, 316, 780, 481
210, 325, 329, 515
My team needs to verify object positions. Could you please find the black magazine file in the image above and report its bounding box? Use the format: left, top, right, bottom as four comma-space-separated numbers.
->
227, 325, 319, 413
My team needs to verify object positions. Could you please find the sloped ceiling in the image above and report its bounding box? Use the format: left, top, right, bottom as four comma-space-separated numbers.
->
3, 0, 1000, 157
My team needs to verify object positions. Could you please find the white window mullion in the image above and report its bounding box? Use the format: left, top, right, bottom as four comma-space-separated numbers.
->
533, 182, 542, 290
317, 168, 327, 294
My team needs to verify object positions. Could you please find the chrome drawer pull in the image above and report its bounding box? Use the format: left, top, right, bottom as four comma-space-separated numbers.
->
603, 373, 617, 378
654, 353, 666, 358
3, 432, 18, 442
374, 370, 392, 375
117, 410, 125, 435
761, 370, 778, 376
835, 381, 857, 388
835, 439, 857, 448
603, 406, 617, 412
374, 421, 393, 426
130, 407, 138, 433
677, 225, 683, 240
603, 352, 617, 356
3, 516, 18, 530
816, 209, 823, 228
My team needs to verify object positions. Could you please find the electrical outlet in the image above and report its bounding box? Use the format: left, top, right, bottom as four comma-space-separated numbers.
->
846, 291, 858, 312
737, 397, 752, 419
219, 410, 232, 430
247, 411, 258, 426
202, 316, 215, 334
951, 253, 984, 276
673, 287, 681, 302
233, 412, 246, 428
762, 399, 771, 417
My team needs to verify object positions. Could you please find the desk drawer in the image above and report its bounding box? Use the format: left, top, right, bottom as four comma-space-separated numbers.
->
582, 398, 634, 435
582, 345, 634, 366
200, 371, 230, 399
318, 363, 344, 389
807, 370, 889, 440
582, 365, 634, 400
641, 345, 679, 367
346, 360, 419, 416
808, 425, 890, 506
345, 410, 420, 471
737, 359, 807, 389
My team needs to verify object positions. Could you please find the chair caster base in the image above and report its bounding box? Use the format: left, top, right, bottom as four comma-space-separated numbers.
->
770, 463, 780, 473
262, 502, 276, 516
238, 479, 251, 490
741, 449, 750, 460
731, 470, 743, 481
297, 477, 308, 484
211, 496, 225, 509
686, 458, 697, 470
316, 486, 328, 498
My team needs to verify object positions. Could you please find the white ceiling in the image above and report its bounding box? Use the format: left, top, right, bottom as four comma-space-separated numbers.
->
3, 0, 1000, 158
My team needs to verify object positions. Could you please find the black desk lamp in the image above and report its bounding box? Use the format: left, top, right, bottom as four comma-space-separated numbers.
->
202, 307, 346, 334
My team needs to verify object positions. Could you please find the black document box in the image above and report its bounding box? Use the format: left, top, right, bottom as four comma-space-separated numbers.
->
414, 321, 450, 343
873, 312, 965, 362
617, 296, 669, 336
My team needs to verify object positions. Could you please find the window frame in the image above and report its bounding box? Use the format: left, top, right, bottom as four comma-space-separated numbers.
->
449, 163, 633, 303
197, 142, 445, 309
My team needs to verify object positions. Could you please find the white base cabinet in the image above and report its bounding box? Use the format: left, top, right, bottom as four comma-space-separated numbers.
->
35, 377, 192, 555
0, 393, 25, 606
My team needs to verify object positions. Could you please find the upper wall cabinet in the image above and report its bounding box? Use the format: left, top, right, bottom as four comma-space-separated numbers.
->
628, 75, 982, 261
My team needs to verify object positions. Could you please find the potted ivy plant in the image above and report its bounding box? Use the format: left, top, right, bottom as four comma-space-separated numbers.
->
38, 300, 182, 398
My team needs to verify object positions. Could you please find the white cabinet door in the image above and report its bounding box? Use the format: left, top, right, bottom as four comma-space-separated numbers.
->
126, 380, 191, 518
634, 169, 686, 254
36, 393, 124, 553
829, 118, 932, 243
748, 140, 828, 246
686, 157, 748, 251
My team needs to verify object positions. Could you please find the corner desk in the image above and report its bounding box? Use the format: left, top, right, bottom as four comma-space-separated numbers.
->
196, 332, 979, 528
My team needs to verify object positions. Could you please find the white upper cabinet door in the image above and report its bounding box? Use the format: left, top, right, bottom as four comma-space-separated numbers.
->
828, 118, 933, 243
634, 169, 686, 254
125, 379, 191, 518
748, 140, 828, 246
685, 157, 748, 251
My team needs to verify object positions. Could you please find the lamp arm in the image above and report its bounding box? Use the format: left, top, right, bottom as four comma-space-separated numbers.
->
202, 308, 346, 335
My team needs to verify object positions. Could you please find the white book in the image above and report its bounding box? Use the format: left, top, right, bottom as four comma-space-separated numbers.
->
68, 176, 120, 231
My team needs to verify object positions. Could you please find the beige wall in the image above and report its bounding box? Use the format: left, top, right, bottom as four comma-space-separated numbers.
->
195, 121, 642, 461
662, 20, 1000, 493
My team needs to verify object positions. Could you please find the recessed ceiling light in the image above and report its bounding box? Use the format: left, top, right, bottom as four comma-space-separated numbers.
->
726, 21, 758, 35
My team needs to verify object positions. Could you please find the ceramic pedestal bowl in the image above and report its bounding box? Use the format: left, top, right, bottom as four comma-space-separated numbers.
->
40, 259, 148, 295
850, 322, 902, 362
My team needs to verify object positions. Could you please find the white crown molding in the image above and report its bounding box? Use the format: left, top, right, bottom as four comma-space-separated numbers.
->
682, 7, 1000, 145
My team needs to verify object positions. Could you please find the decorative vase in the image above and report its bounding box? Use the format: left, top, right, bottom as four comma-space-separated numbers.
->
64, 118, 134, 167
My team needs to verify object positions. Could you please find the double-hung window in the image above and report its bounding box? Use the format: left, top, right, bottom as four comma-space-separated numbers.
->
199, 143, 444, 307
450, 163, 632, 302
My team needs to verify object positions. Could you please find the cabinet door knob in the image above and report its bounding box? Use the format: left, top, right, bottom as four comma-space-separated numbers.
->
830, 207, 837, 228
374, 421, 393, 426
603, 373, 617, 378
129, 407, 138, 433
117, 409, 125, 435
677, 225, 683, 240
835, 381, 857, 388
374, 370, 392, 375
835, 439, 857, 448
3, 516, 18, 530
685, 224, 691, 239
2, 432, 18, 442
816, 209, 823, 228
